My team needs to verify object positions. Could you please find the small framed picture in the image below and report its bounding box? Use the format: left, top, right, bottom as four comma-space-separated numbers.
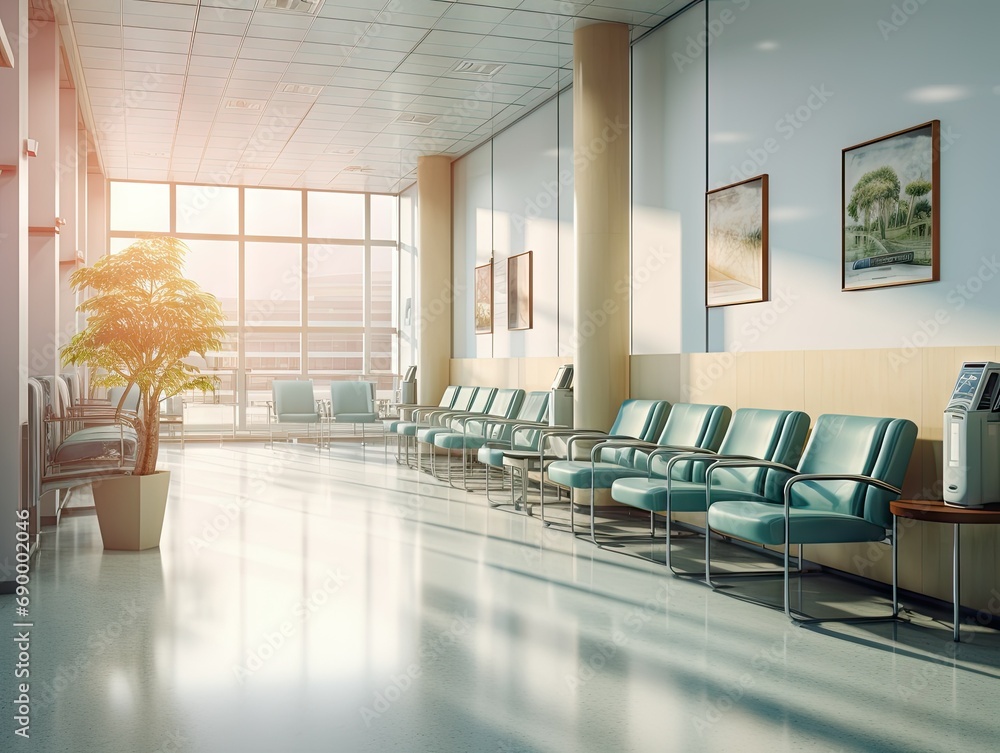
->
842, 120, 940, 291
706, 174, 769, 307
474, 261, 493, 334
507, 251, 533, 331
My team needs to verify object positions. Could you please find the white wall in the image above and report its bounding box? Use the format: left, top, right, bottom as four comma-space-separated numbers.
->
451, 90, 574, 361
635, 0, 1000, 353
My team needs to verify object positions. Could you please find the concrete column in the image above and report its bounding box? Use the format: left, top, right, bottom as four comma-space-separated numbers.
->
0, 0, 30, 592
573, 23, 631, 431
416, 155, 452, 404
58, 87, 79, 347
28, 19, 59, 377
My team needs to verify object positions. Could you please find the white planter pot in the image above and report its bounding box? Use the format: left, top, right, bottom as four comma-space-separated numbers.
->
91, 470, 170, 551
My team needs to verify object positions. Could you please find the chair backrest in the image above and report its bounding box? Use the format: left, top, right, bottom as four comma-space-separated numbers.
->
438, 385, 459, 408
330, 381, 374, 415
465, 389, 525, 438
272, 380, 317, 417
601, 399, 670, 464
448, 386, 478, 413
507, 391, 550, 447
790, 414, 917, 528
108, 384, 140, 412
466, 387, 495, 415
629, 403, 730, 475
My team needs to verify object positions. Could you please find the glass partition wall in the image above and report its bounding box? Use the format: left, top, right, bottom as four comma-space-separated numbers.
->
109, 182, 399, 432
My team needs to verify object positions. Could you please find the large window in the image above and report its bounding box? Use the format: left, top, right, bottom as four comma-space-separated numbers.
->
109, 182, 399, 428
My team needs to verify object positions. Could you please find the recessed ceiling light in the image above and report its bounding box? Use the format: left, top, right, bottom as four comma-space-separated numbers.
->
324, 146, 359, 155
237, 162, 271, 170
281, 83, 323, 96
452, 61, 504, 77
394, 112, 437, 125
257, 0, 324, 14
131, 151, 169, 158
342, 165, 374, 173
226, 99, 264, 111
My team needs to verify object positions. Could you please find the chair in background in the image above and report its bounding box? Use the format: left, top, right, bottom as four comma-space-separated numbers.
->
546, 403, 732, 545
329, 381, 381, 444
476, 391, 551, 509
384, 384, 460, 463
270, 379, 324, 449
415, 387, 497, 474
610, 408, 810, 572
392, 386, 479, 467
108, 384, 140, 412
705, 413, 917, 623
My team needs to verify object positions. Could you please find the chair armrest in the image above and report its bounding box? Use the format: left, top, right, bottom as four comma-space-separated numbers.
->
782, 474, 901, 508
590, 440, 709, 462
704, 459, 798, 512
566, 433, 638, 460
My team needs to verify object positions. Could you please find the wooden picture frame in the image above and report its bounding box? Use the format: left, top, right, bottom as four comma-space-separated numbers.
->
705, 174, 769, 307
474, 261, 493, 334
842, 120, 940, 291
507, 251, 533, 331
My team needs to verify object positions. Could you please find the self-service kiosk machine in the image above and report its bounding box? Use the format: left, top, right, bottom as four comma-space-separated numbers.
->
399, 366, 417, 406
550, 365, 574, 427
943, 361, 1000, 507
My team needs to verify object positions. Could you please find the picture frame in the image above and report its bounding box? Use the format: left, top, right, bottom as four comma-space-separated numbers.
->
474, 261, 493, 334
705, 174, 769, 307
507, 250, 533, 331
842, 120, 940, 291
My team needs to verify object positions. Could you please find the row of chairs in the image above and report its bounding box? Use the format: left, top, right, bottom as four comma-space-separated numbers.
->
269, 380, 382, 447
378, 386, 917, 625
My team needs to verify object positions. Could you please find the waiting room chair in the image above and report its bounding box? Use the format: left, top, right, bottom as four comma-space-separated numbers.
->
704, 413, 917, 623
270, 379, 323, 450
476, 391, 551, 510
416, 387, 497, 474
384, 384, 460, 463
610, 408, 810, 573
329, 381, 380, 444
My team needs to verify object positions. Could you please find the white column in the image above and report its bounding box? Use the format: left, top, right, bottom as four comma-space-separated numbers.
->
0, 0, 30, 592
573, 23, 631, 430
416, 155, 453, 404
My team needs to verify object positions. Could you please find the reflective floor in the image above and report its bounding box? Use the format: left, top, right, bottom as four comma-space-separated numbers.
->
3, 443, 1000, 752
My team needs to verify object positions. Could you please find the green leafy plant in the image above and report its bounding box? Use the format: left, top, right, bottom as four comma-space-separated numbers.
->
62, 237, 226, 476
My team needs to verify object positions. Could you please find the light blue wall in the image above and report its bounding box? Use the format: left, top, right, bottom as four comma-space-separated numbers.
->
634, 0, 1000, 353
451, 90, 575, 360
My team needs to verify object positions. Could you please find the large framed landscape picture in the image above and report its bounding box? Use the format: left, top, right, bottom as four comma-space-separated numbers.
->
842, 120, 940, 291
507, 251, 533, 330
706, 174, 769, 307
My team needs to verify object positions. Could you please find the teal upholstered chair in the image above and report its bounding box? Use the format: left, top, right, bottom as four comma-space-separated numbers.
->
429, 388, 525, 487
330, 381, 380, 443
108, 384, 140, 412
415, 386, 497, 472
705, 413, 917, 623
536, 399, 671, 529
383, 384, 460, 462
270, 380, 323, 449
476, 391, 551, 507
610, 408, 810, 572
547, 403, 731, 540
393, 386, 479, 467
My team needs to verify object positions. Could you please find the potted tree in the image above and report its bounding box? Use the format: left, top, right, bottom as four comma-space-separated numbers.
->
62, 237, 225, 550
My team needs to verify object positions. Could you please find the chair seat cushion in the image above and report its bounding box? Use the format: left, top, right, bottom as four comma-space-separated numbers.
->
612, 478, 766, 513
335, 412, 378, 423
393, 422, 425, 436
547, 460, 645, 490
55, 427, 138, 464
478, 447, 505, 467
707, 500, 888, 546
435, 432, 487, 450
417, 426, 454, 443
276, 413, 320, 423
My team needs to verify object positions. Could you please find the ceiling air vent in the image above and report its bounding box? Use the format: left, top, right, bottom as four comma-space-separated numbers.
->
258, 0, 323, 15
394, 112, 437, 125
226, 98, 264, 111
324, 146, 358, 155
342, 165, 374, 173
452, 61, 504, 77
282, 83, 323, 96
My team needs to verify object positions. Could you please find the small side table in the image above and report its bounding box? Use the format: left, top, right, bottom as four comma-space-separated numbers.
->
890, 499, 1000, 642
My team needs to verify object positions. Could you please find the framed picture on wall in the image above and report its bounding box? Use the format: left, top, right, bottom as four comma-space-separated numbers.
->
842, 120, 940, 291
705, 174, 769, 307
474, 261, 493, 334
507, 251, 533, 330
